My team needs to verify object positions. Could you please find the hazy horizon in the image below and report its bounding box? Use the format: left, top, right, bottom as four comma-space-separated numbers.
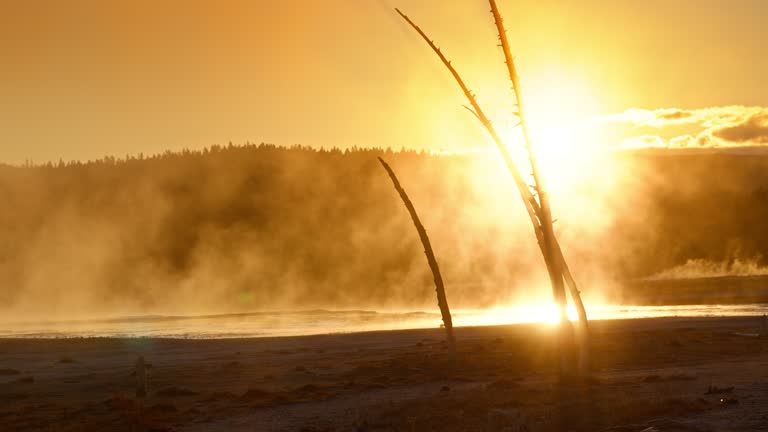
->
2, 0, 768, 165
2, 145, 768, 324
2, 0, 768, 329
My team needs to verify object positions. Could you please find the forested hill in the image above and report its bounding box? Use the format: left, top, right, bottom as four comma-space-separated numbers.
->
2, 144, 768, 317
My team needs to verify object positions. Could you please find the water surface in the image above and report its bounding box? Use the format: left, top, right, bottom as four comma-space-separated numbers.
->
2, 303, 767, 339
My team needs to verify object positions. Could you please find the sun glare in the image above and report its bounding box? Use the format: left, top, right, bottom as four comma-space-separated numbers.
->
457, 302, 578, 327
495, 73, 604, 193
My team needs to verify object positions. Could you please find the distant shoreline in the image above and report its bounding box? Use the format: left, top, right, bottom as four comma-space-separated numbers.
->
623, 274, 768, 305
2, 306, 768, 340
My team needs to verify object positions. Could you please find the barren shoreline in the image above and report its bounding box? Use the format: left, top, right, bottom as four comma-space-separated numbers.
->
1, 316, 767, 431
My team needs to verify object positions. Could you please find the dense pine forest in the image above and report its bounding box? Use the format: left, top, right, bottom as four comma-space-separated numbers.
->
2, 144, 768, 317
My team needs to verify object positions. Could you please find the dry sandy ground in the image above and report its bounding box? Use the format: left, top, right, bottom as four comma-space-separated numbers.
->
1, 316, 768, 431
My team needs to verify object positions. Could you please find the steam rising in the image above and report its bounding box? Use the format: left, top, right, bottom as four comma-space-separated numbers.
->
647, 258, 768, 280
2, 143, 768, 322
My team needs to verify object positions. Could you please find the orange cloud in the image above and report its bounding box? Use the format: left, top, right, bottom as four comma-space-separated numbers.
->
602, 106, 768, 148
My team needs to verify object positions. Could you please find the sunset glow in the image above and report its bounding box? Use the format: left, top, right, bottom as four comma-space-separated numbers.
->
3, 2, 768, 429
458, 303, 579, 327
2, 1, 767, 164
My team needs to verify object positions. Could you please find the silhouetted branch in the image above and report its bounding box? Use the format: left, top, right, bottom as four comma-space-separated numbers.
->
378, 157, 456, 357
489, 0, 589, 375
556, 242, 590, 373
394, 8, 543, 222
397, 3, 590, 377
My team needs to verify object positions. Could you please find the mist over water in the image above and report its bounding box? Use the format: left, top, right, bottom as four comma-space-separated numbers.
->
3, 304, 768, 339
3, 144, 768, 325
646, 258, 768, 280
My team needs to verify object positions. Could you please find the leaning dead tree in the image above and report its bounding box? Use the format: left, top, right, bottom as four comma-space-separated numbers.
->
488, 0, 590, 374
396, 0, 590, 376
378, 157, 456, 358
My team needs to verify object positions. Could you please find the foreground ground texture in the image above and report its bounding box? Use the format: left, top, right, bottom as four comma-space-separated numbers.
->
1, 316, 767, 431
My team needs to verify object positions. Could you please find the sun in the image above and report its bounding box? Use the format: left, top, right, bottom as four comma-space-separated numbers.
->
539, 303, 579, 325
495, 72, 604, 194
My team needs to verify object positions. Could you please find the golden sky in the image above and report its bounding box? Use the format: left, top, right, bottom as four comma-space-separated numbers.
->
1, 0, 767, 164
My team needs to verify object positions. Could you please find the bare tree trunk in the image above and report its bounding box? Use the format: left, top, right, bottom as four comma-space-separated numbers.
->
556, 241, 590, 374
378, 157, 456, 358
488, 0, 587, 377
395, 2, 590, 377
394, 8, 543, 234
